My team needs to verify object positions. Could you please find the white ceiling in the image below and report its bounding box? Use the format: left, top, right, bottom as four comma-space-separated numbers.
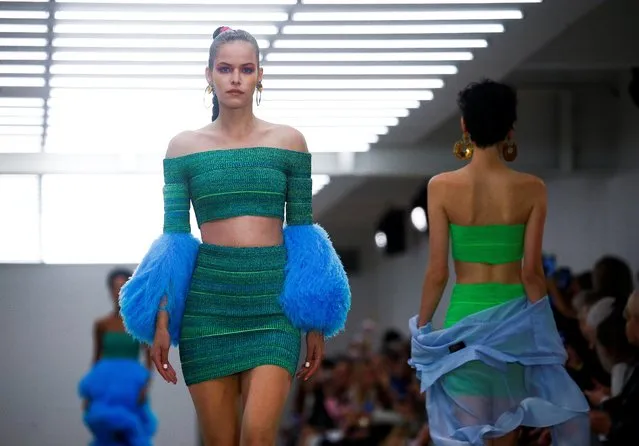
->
1, 0, 635, 255
2, 0, 549, 156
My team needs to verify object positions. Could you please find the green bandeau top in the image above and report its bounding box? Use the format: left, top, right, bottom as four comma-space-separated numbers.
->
101, 331, 140, 360
450, 224, 525, 264
162, 147, 313, 233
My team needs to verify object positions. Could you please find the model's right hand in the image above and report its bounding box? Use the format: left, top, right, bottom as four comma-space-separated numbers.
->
151, 327, 177, 384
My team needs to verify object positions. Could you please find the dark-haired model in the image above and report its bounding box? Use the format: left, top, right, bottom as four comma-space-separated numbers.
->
409, 80, 589, 446
118, 26, 351, 446
79, 268, 157, 446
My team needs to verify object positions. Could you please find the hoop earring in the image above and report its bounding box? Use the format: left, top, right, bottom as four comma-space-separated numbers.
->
203, 84, 214, 108
453, 131, 473, 160
256, 81, 263, 106
502, 137, 518, 162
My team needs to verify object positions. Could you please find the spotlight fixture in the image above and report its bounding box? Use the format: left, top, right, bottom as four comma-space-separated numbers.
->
410, 180, 429, 233
374, 208, 406, 255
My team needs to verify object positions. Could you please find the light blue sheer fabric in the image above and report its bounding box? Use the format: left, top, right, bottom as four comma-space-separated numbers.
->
409, 296, 589, 445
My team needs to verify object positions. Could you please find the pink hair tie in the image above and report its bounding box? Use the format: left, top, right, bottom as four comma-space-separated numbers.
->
219, 26, 232, 33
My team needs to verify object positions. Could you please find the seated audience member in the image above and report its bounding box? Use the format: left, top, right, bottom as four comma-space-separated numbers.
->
589, 290, 639, 444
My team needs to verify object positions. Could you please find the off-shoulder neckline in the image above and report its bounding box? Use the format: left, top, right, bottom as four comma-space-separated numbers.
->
164, 146, 312, 162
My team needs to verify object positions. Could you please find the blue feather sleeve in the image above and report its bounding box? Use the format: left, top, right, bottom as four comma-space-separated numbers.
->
280, 224, 351, 338
119, 233, 200, 346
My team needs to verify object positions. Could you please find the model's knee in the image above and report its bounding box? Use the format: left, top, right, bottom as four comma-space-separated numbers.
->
241, 425, 276, 446
201, 431, 237, 446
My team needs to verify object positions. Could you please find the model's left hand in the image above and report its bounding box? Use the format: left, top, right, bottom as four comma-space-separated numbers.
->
297, 331, 324, 381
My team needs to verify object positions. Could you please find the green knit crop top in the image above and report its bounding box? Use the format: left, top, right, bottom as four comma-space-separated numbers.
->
162, 147, 313, 233
450, 224, 525, 264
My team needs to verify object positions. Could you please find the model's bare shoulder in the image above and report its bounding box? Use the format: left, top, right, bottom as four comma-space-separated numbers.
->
518, 172, 546, 196
429, 171, 456, 189
276, 124, 309, 153
165, 131, 199, 159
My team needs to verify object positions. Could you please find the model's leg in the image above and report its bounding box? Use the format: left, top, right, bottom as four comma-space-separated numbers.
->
492, 430, 519, 446
239, 365, 293, 446
188, 375, 241, 446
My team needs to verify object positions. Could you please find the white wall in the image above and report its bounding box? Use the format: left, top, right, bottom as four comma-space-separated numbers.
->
356, 169, 639, 337
0, 264, 197, 446
0, 261, 378, 446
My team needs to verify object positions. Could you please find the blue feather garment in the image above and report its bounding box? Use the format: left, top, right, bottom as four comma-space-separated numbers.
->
280, 224, 351, 337
119, 232, 200, 346
79, 359, 157, 446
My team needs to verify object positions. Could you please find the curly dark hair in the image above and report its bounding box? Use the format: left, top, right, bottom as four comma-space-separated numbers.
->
457, 79, 518, 148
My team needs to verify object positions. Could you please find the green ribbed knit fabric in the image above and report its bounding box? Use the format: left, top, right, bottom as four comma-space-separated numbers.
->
445, 224, 526, 328
101, 331, 141, 360
450, 224, 525, 265
179, 243, 301, 385
162, 147, 313, 233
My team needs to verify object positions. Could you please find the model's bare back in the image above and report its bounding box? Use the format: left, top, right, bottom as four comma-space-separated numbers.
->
165, 120, 308, 248
441, 165, 544, 285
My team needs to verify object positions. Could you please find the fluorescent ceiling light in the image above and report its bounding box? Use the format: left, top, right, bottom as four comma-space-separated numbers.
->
255, 100, 421, 109
51, 63, 457, 77
257, 117, 399, 127
0, 51, 47, 61
49, 88, 434, 101
54, 24, 279, 35
293, 10, 523, 21
266, 51, 472, 62
262, 78, 444, 89
0, 107, 44, 117
53, 37, 270, 49
302, 0, 540, 3
50, 104, 409, 118
46, 112, 398, 128
57, 0, 296, 3
258, 108, 410, 118
0, 78, 46, 87
1, 25, 48, 33
0, 11, 49, 19
55, 11, 288, 21
264, 65, 457, 75
273, 39, 488, 49
0, 38, 48, 47
50, 64, 203, 76
0, 117, 43, 126
0, 98, 45, 107
0, 126, 43, 136
0, 65, 46, 75
49, 99, 420, 111
283, 24, 504, 34
49, 77, 443, 90
53, 51, 208, 63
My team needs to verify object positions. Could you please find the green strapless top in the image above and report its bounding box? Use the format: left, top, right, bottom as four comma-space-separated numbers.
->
450, 224, 525, 264
101, 331, 140, 360
163, 147, 313, 233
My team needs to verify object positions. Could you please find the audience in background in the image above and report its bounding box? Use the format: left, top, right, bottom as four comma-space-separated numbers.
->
282, 254, 638, 446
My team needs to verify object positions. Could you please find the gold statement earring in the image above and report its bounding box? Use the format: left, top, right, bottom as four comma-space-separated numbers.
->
203, 84, 214, 108
256, 81, 263, 106
502, 136, 518, 162
453, 131, 474, 160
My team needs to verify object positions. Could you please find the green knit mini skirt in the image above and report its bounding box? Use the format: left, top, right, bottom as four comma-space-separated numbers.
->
179, 243, 301, 386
